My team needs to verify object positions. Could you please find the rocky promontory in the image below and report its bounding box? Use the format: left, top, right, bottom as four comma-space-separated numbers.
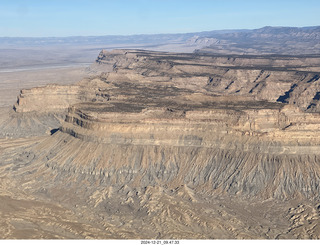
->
1, 49, 320, 238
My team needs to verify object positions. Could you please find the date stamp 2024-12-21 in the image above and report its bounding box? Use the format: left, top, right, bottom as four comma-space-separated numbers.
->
141, 240, 180, 245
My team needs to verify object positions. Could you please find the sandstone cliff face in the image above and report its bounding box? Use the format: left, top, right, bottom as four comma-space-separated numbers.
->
12, 49, 320, 116
14, 85, 80, 113
38, 96, 317, 199
2, 49, 320, 239
92, 50, 320, 112
6, 50, 320, 199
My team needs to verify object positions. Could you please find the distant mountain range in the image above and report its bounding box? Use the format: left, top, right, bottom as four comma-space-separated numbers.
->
0, 26, 320, 56
0, 28, 252, 46
195, 26, 320, 55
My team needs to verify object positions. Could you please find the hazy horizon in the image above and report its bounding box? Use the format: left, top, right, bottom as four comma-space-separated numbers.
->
1, 25, 319, 39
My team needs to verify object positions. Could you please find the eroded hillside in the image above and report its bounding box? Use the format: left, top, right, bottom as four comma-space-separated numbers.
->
1, 50, 320, 239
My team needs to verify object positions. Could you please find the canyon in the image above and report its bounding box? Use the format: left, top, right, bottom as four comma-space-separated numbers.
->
1, 49, 320, 239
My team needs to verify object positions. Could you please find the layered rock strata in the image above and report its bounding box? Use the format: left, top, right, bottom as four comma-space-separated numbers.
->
13, 85, 80, 113
92, 50, 320, 112
1, 49, 320, 238
6, 49, 320, 200
12, 49, 320, 116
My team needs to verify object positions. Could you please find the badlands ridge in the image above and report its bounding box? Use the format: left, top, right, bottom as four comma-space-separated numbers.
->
1, 50, 320, 238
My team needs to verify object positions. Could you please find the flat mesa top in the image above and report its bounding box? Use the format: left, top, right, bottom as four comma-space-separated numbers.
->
76, 98, 285, 116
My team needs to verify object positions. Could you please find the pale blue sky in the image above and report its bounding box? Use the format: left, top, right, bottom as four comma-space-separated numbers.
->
1, 0, 320, 37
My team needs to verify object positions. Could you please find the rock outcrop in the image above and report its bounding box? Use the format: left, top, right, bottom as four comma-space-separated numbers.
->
13, 85, 80, 113
12, 49, 320, 116
1, 49, 320, 239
